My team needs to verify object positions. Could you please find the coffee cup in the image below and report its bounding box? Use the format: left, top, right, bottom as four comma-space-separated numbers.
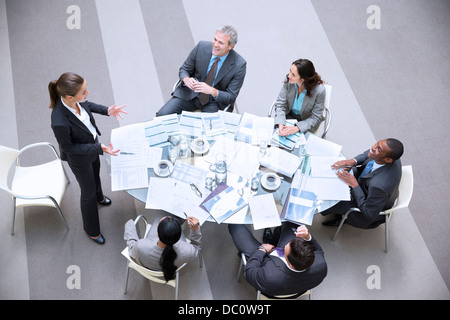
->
265, 174, 277, 187
195, 139, 205, 150
158, 161, 170, 175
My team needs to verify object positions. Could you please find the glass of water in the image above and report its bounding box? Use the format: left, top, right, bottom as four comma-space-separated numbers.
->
259, 138, 268, 154
168, 144, 178, 163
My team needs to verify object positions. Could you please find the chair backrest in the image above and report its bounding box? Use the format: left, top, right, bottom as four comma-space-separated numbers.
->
122, 216, 188, 291
122, 247, 184, 288
324, 84, 332, 110
385, 165, 413, 214
0, 145, 19, 192
313, 84, 332, 138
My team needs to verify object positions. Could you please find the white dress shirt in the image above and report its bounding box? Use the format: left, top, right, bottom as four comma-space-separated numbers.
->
61, 97, 97, 139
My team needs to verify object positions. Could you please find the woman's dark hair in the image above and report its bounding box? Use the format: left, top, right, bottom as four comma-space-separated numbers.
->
285, 59, 323, 97
48, 72, 84, 109
157, 216, 182, 282
286, 238, 315, 271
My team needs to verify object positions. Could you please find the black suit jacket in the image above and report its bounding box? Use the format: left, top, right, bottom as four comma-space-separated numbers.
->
174, 41, 247, 110
348, 150, 402, 228
244, 236, 327, 297
51, 99, 108, 168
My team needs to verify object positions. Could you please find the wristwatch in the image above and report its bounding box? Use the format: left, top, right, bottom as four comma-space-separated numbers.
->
258, 245, 268, 254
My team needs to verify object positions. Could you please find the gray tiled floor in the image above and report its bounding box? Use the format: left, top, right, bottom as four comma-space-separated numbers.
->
0, 0, 448, 300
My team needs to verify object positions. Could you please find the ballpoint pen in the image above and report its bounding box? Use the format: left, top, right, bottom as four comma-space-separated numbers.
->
184, 212, 194, 228
209, 118, 212, 130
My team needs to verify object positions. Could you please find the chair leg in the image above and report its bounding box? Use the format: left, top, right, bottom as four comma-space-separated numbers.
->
331, 216, 346, 241
175, 271, 180, 300
124, 264, 130, 294
11, 197, 16, 235
385, 214, 390, 253
62, 166, 71, 184
237, 257, 244, 282
54, 203, 70, 232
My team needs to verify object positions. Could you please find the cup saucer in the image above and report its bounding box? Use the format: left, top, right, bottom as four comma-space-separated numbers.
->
154, 160, 173, 177
261, 172, 281, 191
190, 138, 210, 154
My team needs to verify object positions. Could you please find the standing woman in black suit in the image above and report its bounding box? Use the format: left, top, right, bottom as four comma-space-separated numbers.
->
48, 72, 127, 244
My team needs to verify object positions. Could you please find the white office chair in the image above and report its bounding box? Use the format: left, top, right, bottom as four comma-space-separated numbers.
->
122, 215, 202, 300
172, 79, 238, 113
237, 252, 312, 300
331, 165, 414, 253
267, 84, 332, 139
0, 142, 70, 235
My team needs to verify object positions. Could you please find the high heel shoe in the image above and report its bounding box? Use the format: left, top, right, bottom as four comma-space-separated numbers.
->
90, 234, 105, 245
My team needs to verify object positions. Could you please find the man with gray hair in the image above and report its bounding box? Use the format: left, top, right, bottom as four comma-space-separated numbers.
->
156, 25, 246, 115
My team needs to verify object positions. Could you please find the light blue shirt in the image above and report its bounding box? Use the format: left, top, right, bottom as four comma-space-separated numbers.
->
206, 53, 228, 86
291, 84, 306, 115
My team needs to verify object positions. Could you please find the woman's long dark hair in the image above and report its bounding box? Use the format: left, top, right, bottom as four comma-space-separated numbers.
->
157, 216, 182, 282
285, 59, 323, 97
48, 72, 84, 109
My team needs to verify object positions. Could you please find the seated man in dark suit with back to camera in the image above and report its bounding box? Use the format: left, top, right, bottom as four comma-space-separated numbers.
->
321, 138, 404, 228
228, 222, 327, 298
156, 25, 247, 116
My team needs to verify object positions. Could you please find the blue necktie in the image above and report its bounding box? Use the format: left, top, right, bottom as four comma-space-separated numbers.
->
358, 160, 374, 182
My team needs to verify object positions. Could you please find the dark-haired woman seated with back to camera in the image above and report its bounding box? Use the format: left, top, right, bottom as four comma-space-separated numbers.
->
124, 213, 201, 281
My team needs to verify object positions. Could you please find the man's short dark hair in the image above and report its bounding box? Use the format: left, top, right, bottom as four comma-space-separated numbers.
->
385, 138, 404, 161
287, 238, 315, 271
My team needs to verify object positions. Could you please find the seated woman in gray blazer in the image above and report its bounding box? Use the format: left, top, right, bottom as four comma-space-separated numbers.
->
124, 213, 201, 281
274, 59, 325, 136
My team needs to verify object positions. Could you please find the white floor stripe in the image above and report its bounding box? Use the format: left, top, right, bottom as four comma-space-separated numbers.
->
95, 0, 164, 126
95, 0, 214, 299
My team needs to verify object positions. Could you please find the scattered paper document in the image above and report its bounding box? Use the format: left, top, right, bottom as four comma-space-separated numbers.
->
249, 193, 281, 230
228, 142, 260, 180
171, 162, 209, 186
260, 147, 301, 178
111, 166, 149, 192
305, 133, 342, 157
202, 186, 247, 223
205, 135, 242, 167
271, 120, 306, 150
310, 156, 346, 178
164, 181, 210, 225
111, 123, 155, 191
282, 188, 317, 226
155, 113, 180, 136
202, 113, 227, 137
235, 112, 274, 145
146, 178, 210, 225
219, 110, 242, 134
145, 177, 176, 210
179, 111, 206, 137
309, 177, 350, 201
143, 119, 169, 147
